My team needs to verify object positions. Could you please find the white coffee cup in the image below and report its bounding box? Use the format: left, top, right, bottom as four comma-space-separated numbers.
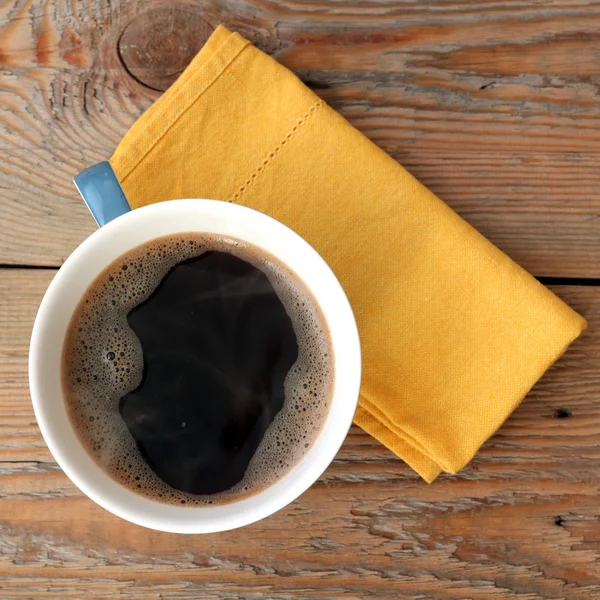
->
29, 185, 361, 533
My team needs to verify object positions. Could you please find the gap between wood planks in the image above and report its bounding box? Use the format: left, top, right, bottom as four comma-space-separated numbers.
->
1, 264, 600, 287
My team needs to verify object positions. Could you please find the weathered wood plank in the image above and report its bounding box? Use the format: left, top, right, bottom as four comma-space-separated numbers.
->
3, 0, 600, 597
1, 0, 600, 274
1, 269, 599, 598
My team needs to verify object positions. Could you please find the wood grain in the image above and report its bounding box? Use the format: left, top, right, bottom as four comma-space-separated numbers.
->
118, 7, 214, 91
2, 270, 600, 599
3, 1, 600, 598
1, 0, 600, 275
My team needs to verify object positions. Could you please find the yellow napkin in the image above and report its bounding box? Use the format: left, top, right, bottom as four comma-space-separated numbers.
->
110, 26, 587, 482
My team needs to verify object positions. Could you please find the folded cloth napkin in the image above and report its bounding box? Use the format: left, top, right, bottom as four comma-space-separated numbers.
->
110, 25, 587, 482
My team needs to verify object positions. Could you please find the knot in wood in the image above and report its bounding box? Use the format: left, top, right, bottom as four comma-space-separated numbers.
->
118, 7, 214, 91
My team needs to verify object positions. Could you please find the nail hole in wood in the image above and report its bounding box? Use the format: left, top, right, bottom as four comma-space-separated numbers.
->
554, 408, 572, 419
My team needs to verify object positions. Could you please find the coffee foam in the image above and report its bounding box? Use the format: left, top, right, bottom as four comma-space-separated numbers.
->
62, 234, 334, 506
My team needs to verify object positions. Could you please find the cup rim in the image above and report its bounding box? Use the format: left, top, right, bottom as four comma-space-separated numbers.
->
29, 199, 361, 533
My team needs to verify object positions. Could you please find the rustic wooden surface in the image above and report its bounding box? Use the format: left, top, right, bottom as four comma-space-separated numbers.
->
1, 1, 600, 598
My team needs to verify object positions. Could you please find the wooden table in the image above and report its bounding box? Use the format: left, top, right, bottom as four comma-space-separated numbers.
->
2, 1, 600, 598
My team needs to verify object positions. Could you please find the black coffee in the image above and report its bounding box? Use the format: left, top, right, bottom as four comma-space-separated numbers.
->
62, 234, 334, 506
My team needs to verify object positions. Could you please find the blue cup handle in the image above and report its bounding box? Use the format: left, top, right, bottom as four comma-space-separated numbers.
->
73, 162, 132, 227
